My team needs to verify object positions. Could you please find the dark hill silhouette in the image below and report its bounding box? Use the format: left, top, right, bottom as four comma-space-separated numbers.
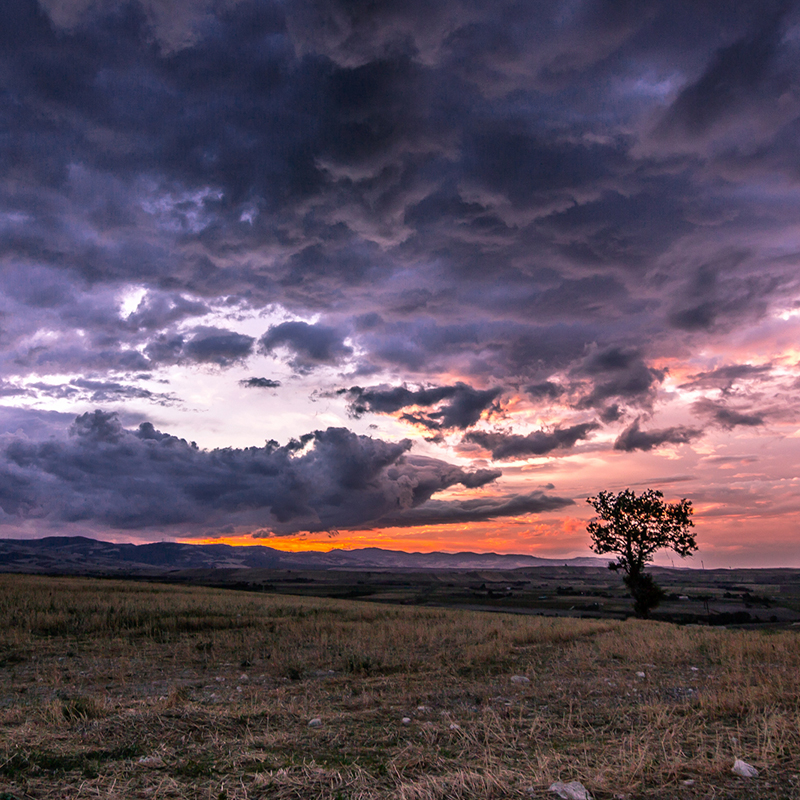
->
0, 536, 605, 575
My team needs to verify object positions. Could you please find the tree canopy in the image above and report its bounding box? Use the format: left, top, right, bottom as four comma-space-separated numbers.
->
587, 488, 696, 617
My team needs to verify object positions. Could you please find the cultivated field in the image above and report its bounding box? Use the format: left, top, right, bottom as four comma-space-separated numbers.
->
0, 575, 799, 799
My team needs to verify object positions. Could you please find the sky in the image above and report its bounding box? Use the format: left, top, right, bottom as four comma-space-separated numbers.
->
1, 0, 800, 567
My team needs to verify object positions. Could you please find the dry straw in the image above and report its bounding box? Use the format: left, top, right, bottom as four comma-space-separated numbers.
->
0, 574, 798, 798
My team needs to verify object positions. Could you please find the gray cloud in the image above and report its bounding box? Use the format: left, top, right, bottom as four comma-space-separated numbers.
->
0, 0, 795, 392
693, 399, 766, 429
614, 418, 703, 452
525, 381, 564, 401
240, 377, 282, 389
679, 363, 773, 392
183, 327, 255, 366
377, 491, 574, 527
343, 382, 502, 430
573, 347, 665, 411
464, 422, 599, 461
30, 378, 177, 405
260, 321, 353, 372
658, 12, 790, 140
144, 326, 255, 367
0, 410, 512, 533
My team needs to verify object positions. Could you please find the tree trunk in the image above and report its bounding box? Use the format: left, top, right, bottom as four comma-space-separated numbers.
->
623, 568, 665, 619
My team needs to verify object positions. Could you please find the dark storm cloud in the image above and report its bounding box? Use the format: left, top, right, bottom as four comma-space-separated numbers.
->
613, 418, 703, 452
464, 423, 599, 461
260, 322, 353, 372
240, 377, 282, 389
125, 293, 211, 332
573, 347, 665, 410
356, 317, 604, 381
377, 491, 574, 528
658, 11, 790, 140
0, 410, 512, 532
0, 0, 794, 364
144, 326, 255, 367
462, 124, 629, 211
526, 382, 565, 401
183, 327, 255, 366
667, 255, 779, 333
692, 399, 766, 429
679, 363, 773, 392
343, 382, 501, 430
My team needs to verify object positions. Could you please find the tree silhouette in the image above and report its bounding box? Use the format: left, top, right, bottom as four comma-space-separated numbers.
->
587, 489, 696, 618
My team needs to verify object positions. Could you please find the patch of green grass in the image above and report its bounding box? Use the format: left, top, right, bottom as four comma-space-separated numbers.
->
175, 756, 217, 778
0, 744, 143, 778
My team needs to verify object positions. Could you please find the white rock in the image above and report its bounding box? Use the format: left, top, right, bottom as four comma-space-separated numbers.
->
732, 759, 758, 778
239, 673, 249, 681
402, 717, 411, 725
635, 671, 646, 678
690, 666, 699, 672
511, 675, 531, 684
308, 717, 323, 728
549, 780, 592, 800
681, 779, 695, 786
137, 755, 164, 768
449, 722, 461, 730
416, 705, 430, 712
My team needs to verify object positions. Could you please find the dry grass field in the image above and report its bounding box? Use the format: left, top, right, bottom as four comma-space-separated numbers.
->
0, 574, 799, 799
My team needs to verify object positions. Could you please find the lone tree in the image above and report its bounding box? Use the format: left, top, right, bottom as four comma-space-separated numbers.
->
587, 489, 696, 618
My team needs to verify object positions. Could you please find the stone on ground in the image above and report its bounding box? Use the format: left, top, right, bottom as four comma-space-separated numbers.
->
549, 780, 592, 799
732, 759, 758, 778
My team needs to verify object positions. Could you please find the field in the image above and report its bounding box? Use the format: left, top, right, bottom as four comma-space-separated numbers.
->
174, 564, 800, 626
1, 575, 799, 799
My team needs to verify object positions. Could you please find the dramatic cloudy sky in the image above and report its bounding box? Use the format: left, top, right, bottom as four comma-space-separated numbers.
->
2, 0, 800, 565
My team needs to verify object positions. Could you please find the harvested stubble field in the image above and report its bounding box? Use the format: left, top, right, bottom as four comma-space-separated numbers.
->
0, 575, 799, 800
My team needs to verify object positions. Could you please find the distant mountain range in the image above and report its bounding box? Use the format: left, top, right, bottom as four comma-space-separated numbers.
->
0, 536, 606, 575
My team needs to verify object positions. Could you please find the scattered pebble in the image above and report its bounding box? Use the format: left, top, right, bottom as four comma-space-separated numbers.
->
511, 675, 531, 684
681, 779, 695, 786
635, 671, 646, 678
239, 673, 249, 681
732, 759, 758, 778
416, 705, 430, 712
308, 717, 322, 728
402, 717, 411, 725
449, 722, 461, 730
549, 780, 592, 799
690, 666, 699, 672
